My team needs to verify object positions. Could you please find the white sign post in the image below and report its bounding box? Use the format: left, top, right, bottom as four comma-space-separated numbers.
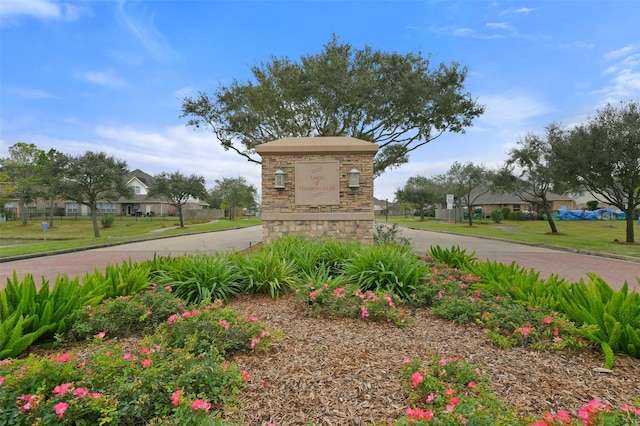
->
446, 194, 454, 225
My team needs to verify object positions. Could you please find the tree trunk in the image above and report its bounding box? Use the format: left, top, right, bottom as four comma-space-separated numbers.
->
91, 208, 100, 238
20, 200, 28, 225
543, 205, 558, 233
624, 205, 635, 243
48, 199, 55, 228
177, 205, 184, 227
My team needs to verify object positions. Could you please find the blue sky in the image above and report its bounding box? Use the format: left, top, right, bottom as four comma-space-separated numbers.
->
1, 0, 639, 202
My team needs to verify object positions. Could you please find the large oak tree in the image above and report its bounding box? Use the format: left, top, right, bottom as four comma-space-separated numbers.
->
552, 101, 640, 243
181, 36, 485, 177
62, 151, 133, 238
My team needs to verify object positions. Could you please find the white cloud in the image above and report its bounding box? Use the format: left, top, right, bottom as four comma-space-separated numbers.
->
77, 71, 125, 88
115, 0, 178, 62
7, 87, 57, 99
0, 0, 83, 23
603, 44, 637, 62
486, 22, 513, 30
597, 45, 640, 102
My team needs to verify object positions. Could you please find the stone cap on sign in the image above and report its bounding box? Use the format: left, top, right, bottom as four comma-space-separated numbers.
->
255, 137, 379, 155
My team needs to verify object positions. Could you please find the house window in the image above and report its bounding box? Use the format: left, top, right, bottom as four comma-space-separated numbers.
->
67, 203, 78, 214
512, 204, 521, 212
134, 186, 141, 194
97, 203, 117, 213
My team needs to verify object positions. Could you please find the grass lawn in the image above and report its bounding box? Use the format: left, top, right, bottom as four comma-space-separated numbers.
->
0, 216, 261, 258
386, 216, 640, 259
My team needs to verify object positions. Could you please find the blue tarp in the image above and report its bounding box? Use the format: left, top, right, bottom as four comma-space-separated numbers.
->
558, 208, 626, 220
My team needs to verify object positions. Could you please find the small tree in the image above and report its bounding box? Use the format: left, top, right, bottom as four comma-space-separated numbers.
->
209, 177, 257, 219
495, 124, 567, 234
148, 172, 207, 227
62, 151, 133, 238
0, 142, 44, 225
395, 176, 441, 221
586, 200, 599, 211
37, 149, 69, 228
442, 161, 492, 226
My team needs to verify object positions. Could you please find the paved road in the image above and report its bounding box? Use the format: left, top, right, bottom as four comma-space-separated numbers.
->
1, 225, 639, 291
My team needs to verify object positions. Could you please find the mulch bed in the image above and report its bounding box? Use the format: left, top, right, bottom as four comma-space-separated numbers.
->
226, 295, 640, 425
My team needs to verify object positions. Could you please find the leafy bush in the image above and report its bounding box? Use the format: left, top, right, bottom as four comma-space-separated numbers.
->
100, 215, 115, 228
510, 211, 524, 221
427, 245, 478, 270
236, 250, 298, 298
343, 244, 429, 300
501, 207, 511, 219
152, 253, 244, 303
490, 209, 504, 223
374, 223, 411, 246
65, 285, 185, 342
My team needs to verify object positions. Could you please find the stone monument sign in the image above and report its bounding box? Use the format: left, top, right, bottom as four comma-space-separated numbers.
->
255, 137, 378, 244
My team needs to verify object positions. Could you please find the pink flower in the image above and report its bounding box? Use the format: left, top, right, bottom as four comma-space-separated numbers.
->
251, 337, 261, 349
142, 358, 153, 368
95, 331, 106, 339
123, 352, 132, 360
426, 392, 436, 403
218, 319, 230, 330
56, 352, 70, 363
401, 357, 412, 365
384, 296, 395, 307
309, 289, 319, 300
360, 307, 370, 319
411, 371, 424, 387
620, 404, 640, 416
54, 402, 69, 419
406, 407, 434, 421
553, 337, 563, 343
16, 394, 36, 412
247, 315, 258, 322
52, 383, 73, 396
543, 316, 553, 324
165, 286, 172, 292
73, 387, 89, 398
467, 381, 475, 388
76, 360, 86, 368
182, 311, 192, 318
516, 326, 531, 338
333, 287, 345, 297
105, 351, 112, 356
171, 389, 181, 406
0, 376, 4, 385
141, 347, 150, 353
241, 369, 250, 383
529, 421, 548, 426
91, 393, 102, 398
167, 314, 178, 325
191, 399, 211, 412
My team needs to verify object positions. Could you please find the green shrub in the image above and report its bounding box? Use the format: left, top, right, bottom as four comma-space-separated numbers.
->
236, 250, 298, 298
510, 211, 524, 221
153, 253, 244, 304
65, 285, 184, 342
343, 244, 429, 300
374, 223, 411, 246
427, 245, 478, 270
490, 209, 504, 223
100, 215, 115, 228
501, 207, 511, 219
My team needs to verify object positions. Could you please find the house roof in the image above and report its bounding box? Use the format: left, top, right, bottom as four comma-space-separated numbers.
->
126, 169, 154, 187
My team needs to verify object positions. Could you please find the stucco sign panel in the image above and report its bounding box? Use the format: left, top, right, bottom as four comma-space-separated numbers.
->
295, 161, 340, 205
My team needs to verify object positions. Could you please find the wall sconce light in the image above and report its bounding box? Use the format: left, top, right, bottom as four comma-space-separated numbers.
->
274, 167, 286, 190
348, 167, 360, 189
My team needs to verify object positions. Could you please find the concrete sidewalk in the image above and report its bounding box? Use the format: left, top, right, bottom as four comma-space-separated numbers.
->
1, 225, 638, 292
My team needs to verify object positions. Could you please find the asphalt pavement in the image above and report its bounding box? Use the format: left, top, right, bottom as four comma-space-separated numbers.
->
1, 225, 638, 291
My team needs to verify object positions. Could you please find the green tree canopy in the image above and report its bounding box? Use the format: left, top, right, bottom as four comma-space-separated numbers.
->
148, 171, 207, 228
181, 35, 485, 177
495, 124, 567, 233
551, 101, 640, 242
61, 151, 133, 238
209, 177, 257, 219
395, 175, 442, 221
0, 142, 44, 225
37, 149, 69, 228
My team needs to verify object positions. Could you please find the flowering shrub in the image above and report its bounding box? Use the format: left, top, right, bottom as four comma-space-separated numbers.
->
394, 355, 640, 425
155, 301, 280, 356
296, 282, 412, 327
0, 301, 276, 425
65, 284, 185, 342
